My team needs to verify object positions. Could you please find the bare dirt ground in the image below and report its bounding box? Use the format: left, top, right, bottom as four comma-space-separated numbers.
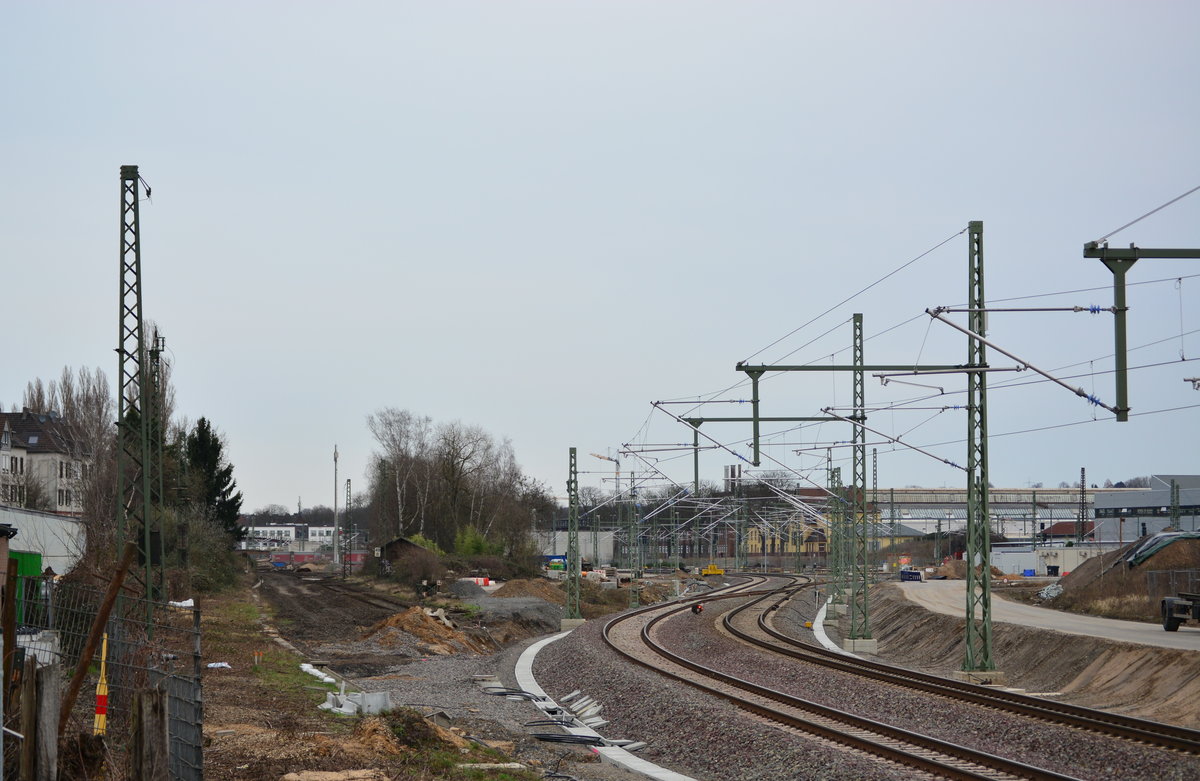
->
199, 568, 648, 781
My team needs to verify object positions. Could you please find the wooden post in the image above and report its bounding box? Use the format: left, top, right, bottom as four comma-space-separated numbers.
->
36, 664, 60, 781
131, 688, 169, 781
4, 557, 18, 720
20, 656, 36, 781
58, 541, 137, 737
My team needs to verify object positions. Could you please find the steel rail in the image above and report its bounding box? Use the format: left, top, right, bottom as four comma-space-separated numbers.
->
603, 581, 1078, 781
725, 589, 1200, 755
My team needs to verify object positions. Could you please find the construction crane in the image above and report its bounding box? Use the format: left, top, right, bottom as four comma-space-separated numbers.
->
590, 453, 619, 568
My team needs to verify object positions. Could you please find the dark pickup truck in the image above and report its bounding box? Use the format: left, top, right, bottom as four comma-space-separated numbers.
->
1161, 592, 1200, 631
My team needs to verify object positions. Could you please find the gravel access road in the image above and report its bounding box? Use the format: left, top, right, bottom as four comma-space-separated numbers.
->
901, 580, 1200, 649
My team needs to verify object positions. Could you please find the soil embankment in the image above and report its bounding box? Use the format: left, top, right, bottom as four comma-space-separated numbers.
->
869, 583, 1200, 728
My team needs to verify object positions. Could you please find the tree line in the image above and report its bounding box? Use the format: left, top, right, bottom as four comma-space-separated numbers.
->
8, 365, 243, 589
363, 407, 556, 557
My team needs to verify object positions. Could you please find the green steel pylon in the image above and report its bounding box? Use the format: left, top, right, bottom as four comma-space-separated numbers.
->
963, 220, 995, 673
849, 314, 871, 640
565, 448, 581, 620
117, 165, 162, 626
827, 461, 845, 604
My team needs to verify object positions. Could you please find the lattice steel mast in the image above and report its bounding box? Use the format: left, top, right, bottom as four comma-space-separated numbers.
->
963, 220, 994, 674
566, 448, 581, 619
117, 165, 161, 614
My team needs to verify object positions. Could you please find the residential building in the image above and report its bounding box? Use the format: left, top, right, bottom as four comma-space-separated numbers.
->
0, 409, 91, 517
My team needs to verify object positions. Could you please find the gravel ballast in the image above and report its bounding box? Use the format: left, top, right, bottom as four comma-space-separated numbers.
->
535, 591, 1200, 781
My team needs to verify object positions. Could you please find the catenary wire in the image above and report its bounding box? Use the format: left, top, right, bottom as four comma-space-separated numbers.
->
1092, 182, 1200, 245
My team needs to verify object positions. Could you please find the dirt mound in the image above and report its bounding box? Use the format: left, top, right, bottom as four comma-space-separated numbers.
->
1051, 538, 1200, 621
361, 608, 490, 655
490, 578, 567, 604
870, 582, 1200, 728
933, 559, 1008, 580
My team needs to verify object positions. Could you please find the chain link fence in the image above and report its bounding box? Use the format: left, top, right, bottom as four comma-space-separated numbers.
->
1146, 569, 1200, 600
3, 575, 202, 780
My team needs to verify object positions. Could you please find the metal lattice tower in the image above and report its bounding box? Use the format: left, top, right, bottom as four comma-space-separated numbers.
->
342, 478, 352, 579
849, 313, 871, 640
963, 220, 995, 673
117, 165, 161, 615
629, 471, 639, 574
333, 445, 340, 566
147, 330, 167, 597
734, 465, 746, 570
828, 457, 844, 603
1077, 467, 1087, 542
566, 448, 581, 619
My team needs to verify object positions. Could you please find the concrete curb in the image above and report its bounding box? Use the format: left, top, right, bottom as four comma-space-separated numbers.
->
813, 597, 862, 658
515, 630, 698, 781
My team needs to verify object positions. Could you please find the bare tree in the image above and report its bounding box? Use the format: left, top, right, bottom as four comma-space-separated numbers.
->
367, 408, 435, 537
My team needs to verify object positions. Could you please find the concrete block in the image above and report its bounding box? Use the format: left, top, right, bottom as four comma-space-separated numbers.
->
952, 669, 1007, 686
560, 618, 587, 631
844, 638, 878, 654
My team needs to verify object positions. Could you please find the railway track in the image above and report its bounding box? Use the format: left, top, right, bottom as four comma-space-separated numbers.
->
605, 577, 1082, 780
723, 588, 1200, 756
308, 576, 409, 613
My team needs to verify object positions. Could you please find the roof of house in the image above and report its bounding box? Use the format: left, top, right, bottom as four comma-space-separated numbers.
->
1041, 520, 1094, 537
0, 409, 85, 456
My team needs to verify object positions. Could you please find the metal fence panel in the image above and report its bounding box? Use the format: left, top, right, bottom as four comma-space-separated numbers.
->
5, 576, 203, 781
1146, 569, 1200, 599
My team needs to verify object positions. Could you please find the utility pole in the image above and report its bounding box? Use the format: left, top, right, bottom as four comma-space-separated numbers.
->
342, 479, 352, 579
732, 465, 745, 571
963, 220, 996, 678
827, 455, 844, 609
848, 313, 872, 645
117, 165, 162, 623
1077, 467, 1087, 542
147, 329, 167, 597
565, 448, 581, 620
629, 471, 639, 575
1083, 240, 1200, 421
333, 445, 340, 566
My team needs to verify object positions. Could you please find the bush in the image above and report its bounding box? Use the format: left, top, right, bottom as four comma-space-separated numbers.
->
393, 546, 445, 590
184, 515, 240, 593
453, 526, 502, 557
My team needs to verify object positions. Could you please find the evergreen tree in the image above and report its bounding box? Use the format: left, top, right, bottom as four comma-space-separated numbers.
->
185, 417, 244, 540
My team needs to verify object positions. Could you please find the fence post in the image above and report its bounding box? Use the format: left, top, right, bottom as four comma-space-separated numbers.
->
3, 558, 18, 721
58, 541, 136, 737
131, 688, 169, 781
35, 664, 59, 781
19, 657, 36, 781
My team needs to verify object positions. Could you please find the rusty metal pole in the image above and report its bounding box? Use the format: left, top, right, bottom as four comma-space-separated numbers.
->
58, 542, 137, 737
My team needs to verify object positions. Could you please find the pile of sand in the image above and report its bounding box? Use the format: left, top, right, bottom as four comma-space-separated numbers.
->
490, 578, 567, 604
933, 559, 1009, 579
361, 608, 490, 655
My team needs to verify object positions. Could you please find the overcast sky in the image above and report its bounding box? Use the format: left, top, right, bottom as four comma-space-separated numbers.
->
4, 1, 1199, 511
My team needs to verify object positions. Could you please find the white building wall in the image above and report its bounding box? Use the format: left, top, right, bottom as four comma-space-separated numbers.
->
534, 530, 616, 565
0, 505, 85, 573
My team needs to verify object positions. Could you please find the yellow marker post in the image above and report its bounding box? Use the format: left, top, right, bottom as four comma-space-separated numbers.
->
92, 633, 109, 736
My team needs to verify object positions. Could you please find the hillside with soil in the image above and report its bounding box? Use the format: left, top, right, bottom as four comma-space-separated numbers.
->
867, 537, 1200, 728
